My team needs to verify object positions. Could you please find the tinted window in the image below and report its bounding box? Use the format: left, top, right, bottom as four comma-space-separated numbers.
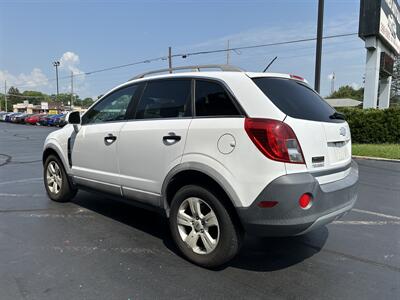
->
252, 77, 342, 123
135, 79, 191, 119
195, 80, 240, 117
82, 85, 137, 124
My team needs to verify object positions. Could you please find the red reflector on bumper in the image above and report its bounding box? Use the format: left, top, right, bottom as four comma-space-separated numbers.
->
258, 201, 278, 208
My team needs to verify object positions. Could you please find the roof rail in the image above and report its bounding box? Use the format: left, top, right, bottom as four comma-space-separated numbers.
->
130, 64, 243, 80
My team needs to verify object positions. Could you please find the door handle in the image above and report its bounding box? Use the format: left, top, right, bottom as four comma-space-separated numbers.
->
163, 133, 181, 142
104, 134, 117, 145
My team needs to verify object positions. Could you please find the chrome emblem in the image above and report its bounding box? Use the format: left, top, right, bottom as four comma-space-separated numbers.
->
339, 127, 346, 137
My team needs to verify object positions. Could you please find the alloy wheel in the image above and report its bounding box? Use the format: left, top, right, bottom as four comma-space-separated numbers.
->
177, 197, 220, 254
46, 161, 62, 194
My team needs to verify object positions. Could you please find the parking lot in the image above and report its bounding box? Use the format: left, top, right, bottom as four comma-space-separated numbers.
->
0, 122, 399, 299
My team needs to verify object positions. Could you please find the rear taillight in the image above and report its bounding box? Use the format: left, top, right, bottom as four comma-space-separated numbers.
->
244, 118, 304, 164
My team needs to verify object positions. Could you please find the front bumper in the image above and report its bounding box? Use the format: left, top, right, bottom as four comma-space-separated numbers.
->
237, 160, 359, 236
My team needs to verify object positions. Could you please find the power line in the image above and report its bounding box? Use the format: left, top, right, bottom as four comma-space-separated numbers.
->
13, 32, 358, 89
2, 94, 47, 98
15, 56, 167, 88
172, 32, 357, 57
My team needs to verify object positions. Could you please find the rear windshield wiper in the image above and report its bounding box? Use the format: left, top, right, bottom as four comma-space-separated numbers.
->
329, 112, 345, 120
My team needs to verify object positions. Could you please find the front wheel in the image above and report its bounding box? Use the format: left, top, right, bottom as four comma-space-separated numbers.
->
43, 154, 77, 202
169, 185, 242, 268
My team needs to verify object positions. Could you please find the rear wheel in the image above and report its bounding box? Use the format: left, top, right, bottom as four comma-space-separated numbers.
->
169, 185, 242, 268
43, 154, 77, 202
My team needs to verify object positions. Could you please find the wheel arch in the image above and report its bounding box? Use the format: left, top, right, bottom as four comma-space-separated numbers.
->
42, 142, 70, 174
162, 163, 243, 228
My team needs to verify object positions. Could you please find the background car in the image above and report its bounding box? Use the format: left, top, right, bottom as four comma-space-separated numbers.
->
16, 113, 33, 124
47, 113, 64, 126
38, 114, 53, 126
25, 114, 42, 125
5, 112, 19, 122
10, 113, 25, 123
53, 113, 66, 127
0, 112, 8, 121
57, 112, 69, 127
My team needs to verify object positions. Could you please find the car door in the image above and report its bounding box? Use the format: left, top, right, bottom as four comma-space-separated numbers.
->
70, 84, 139, 195
117, 78, 192, 206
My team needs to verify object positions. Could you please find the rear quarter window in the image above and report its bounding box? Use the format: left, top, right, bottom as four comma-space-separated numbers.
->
195, 80, 242, 117
252, 77, 343, 123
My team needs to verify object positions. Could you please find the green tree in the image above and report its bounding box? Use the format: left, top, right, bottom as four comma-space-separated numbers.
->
80, 97, 94, 108
50, 93, 74, 105
327, 85, 364, 101
7, 86, 22, 111
22, 90, 51, 105
0, 92, 5, 111
390, 57, 400, 107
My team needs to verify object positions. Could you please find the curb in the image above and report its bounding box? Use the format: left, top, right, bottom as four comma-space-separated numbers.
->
352, 155, 400, 163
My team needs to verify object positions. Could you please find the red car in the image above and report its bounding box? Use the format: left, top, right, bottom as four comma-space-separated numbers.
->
25, 114, 42, 125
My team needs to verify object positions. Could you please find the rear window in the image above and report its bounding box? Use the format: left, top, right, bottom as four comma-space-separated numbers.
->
252, 77, 343, 123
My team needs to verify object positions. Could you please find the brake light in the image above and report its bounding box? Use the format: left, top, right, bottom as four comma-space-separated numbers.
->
258, 200, 278, 208
244, 118, 304, 164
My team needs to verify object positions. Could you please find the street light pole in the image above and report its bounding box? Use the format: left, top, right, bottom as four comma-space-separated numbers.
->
168, 47, 172, 73
4, 80, 7, 112
53, 61, 60, 101
314, 0, 324, 93
70, 71, 74, 110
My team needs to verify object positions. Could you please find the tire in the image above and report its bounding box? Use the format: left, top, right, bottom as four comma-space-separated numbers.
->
169, 185, 242, 268
43, 154, 77, 202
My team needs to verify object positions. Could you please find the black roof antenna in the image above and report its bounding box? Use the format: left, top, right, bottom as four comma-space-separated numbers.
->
263, 56, 278, 72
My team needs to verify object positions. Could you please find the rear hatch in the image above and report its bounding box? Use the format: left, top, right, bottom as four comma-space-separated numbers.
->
252, 76, 351, 179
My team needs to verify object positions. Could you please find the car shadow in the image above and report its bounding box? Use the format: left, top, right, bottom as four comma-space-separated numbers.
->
72, 191, 328, 272
228, 228, 328, 272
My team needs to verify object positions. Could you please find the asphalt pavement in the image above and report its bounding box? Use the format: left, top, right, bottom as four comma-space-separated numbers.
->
0, 122, 399, 300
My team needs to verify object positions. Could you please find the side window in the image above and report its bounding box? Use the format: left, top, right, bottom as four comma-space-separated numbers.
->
195, 80, 240, 117
135, 79, 191, 119
82, 85, 138, 125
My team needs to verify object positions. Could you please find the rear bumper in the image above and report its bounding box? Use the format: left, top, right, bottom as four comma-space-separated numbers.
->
237, 160, 359, 236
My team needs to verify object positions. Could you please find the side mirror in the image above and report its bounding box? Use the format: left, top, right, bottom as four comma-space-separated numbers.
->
68, 111, 81, 125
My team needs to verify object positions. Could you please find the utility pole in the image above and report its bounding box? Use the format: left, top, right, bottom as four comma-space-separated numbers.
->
70, 71, 74, 110
53, 61, 60, 101
168, 47, 172, 73
4, 80, 7, 112
226, 40, 230, 65
330, 72, 335, 94
0, 81, 3, 111
314, 0, 324, 93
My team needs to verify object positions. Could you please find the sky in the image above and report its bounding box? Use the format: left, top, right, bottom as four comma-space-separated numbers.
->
0, 0, 364, 99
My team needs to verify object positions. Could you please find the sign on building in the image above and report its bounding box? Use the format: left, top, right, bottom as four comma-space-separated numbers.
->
359, 0, 400, 109
360, 0, 400, 55
41, 102, 48, 110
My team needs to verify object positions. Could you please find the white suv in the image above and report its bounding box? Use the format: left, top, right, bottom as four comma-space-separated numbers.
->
42, 65, 358, 267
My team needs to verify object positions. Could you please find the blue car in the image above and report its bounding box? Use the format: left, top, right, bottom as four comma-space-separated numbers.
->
47, 114, 64, 126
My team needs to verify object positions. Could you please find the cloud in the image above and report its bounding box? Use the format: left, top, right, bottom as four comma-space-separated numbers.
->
59, 51, 83, 75
351, 82, 361, 90
0, 68, 49, 89
0, 51, 89, 97
57, 51, 89, 95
